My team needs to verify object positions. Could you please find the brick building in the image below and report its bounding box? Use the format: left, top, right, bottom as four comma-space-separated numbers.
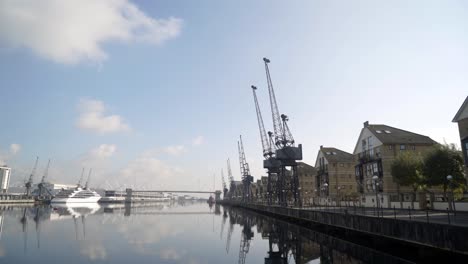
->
314, 146, 356, 205
353, 121, 437, 208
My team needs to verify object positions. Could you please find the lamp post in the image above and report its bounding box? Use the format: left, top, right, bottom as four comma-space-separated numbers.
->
447, 175, 456, 213
323, 183, 329, 207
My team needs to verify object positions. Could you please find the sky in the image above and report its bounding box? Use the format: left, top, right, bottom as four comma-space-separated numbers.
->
0, 0, 467, 191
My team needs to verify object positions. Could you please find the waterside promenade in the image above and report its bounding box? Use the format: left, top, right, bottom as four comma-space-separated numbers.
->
219, 200, 468, 257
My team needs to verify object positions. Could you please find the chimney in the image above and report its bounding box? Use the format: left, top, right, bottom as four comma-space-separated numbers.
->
320, 145, 323, 149
363, 121, 369, 128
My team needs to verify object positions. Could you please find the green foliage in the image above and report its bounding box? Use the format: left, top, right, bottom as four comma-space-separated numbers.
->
391, 151, 424, 191
422, 144, 465, 191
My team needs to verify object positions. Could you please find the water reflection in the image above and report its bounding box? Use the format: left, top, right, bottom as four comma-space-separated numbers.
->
223, 206, 413, 264
0, 203, 415, 263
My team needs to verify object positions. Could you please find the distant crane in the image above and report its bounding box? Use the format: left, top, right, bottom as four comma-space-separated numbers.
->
238, 135, 253, 202
263, 57, 303, 206
227, 158, 236, 200
84, 169, 92, 189
77, 168, 85, 188
25, 157, 39, 196
221, 169, 228, 199
38, 159, 53, 197
251, 85, 280, 205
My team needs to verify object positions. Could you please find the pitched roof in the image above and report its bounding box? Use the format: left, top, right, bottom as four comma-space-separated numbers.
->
452, 96, 468, 122
320, 147, 354, 163
297, 162, 317, 173
365, 124, 436, 145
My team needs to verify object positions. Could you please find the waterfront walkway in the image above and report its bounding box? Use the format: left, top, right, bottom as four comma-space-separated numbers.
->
222, 201, 468, 255
297, 204, 468, 227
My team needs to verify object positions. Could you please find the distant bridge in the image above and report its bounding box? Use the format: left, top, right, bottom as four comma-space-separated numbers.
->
111, 189, 222, 200
131, 190, 218, 194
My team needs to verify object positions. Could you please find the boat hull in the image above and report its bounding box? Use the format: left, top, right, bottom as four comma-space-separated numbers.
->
51, 196, 101, 203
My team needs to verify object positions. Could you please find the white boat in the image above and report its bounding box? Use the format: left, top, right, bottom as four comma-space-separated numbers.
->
51, 187, 101, 203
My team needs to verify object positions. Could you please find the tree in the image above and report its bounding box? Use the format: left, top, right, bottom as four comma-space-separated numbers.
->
391, 151, 424, 207
423, 144, 465, 199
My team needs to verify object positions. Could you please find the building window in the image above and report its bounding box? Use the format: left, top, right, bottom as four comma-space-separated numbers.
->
400, 144, 406, 150
373, 163, 378, 174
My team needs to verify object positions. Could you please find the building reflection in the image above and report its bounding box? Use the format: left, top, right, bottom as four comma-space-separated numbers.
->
223, 206, 407, 264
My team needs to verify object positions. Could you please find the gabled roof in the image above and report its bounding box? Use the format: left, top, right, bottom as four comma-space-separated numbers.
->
297, 162, 315, 169
320, 147, 354, 163
366, 124, 436, 145
452, 96, 468, 122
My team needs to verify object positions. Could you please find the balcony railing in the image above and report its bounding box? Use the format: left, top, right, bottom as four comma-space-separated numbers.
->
358, 150, 381, 164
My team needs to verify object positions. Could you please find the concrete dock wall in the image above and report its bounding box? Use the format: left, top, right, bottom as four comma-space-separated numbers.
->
224, 202, 468, 254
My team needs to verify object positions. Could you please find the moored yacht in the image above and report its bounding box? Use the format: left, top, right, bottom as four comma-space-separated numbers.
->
51, 168, 101, 203
51, 187, 101, 203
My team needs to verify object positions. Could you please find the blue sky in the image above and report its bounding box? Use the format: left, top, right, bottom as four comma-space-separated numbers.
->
0, 0, 467, 190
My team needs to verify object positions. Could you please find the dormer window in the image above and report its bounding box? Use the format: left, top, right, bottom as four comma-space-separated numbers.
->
384, 130, 391, 134
376, 130, 382, 133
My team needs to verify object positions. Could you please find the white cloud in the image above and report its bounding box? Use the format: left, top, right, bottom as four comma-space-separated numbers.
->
77, 99, 130, 134
90, 144, 117, 158
192, 136, 204, 146
9, 143, 21, 154
163, 145, 187, 156
0, 0, 182, 64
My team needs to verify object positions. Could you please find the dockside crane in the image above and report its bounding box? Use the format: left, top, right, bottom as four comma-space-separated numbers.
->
221, 169, 228, 199
227, 159, 236, 200
238, 135, 253, 202
38, 159, 53, 197
84, 169, 92, 189
263, 57, 303, 207
25, 157, 39, 196
77, 168, 85, 188
251, 85, 280, 205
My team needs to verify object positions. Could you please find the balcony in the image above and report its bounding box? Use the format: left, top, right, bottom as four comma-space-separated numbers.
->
358, 150, 381, 164
316, 165, 328, 176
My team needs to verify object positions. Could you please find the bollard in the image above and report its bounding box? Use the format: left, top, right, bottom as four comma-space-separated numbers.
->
408, 206, 411, 220
393, 205, 396, 219
426, 209, 429, 223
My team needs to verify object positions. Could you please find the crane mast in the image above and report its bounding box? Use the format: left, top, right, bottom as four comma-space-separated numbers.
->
263, 57, 302, 207
251, 85, 272, 158
263, 58, 295, 148
238, 135, 253, 202
25, 157, 39, 196
251, 85, 281, 205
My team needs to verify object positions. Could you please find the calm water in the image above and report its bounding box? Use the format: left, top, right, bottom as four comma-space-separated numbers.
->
0, 202, 414, 264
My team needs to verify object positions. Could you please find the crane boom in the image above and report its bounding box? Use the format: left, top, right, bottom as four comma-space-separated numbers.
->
239, 136, 250, 176
251, 85, 272, 158
263, 57, 283, 147
263, 57, 295, 147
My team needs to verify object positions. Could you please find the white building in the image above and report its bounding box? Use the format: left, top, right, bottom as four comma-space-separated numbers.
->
0, 166, 11, 193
